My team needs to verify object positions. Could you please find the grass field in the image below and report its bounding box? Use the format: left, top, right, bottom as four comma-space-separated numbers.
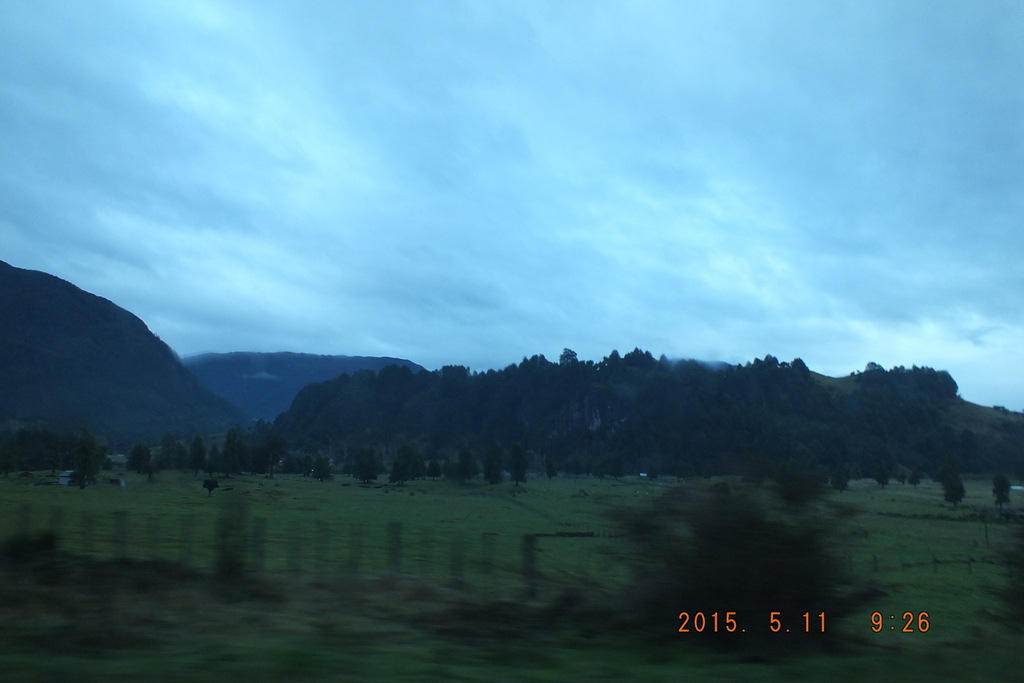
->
2, 470, 1023, 681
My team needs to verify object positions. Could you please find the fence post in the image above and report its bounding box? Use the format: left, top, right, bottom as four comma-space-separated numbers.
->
179, 515, 194, 566
419, 527, 434, 577
114, 511, 128, 559
251, 517, 267, 575
387, 521, 403, 575
480, 533, 496, 579
147, 515, 161, 560
288, 519, 302, 576
315, 518, 329, 578
450, 533, 466, 590
80, 511, 94, 556
17, 503, 31, 538
48, 506, 64, 544
522, 534, 537, 598
347, 523, 363, 575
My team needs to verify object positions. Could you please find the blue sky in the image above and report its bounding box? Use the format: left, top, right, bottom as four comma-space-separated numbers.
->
2, 1, 1023, 409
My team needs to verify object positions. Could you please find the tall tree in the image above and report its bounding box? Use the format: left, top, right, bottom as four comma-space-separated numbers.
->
354, 447, 381, 484
189, 436, 207, 477
943, 474, 966, 508
206, 444, 220, 477
70, 430, 105, 488
509, 442, 528, 487
830, 465, 849, 493
390, 441, 423, 485
483, 446, 503, 485
546, 460, 557, 480
994, 473, 1011, 513
457, 447, 479, 483
222, 428, 245, 476
128, 443, 151, 474
874, 462, 890, 488
312, 454, 331, 481
427, 459, 441, 480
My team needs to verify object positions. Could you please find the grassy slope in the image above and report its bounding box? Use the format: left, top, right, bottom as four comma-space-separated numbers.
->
2, 471, 1023, 681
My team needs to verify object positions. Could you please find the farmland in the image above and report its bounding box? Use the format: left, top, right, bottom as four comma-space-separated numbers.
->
2, 471, 1023, 681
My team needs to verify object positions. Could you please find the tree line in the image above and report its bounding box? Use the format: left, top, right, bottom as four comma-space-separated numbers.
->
273, 349, 1024, 483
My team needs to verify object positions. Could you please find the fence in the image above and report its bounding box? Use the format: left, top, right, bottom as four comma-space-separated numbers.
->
0, 501, 621, 598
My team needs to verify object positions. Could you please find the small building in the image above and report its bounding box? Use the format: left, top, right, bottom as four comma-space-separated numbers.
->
58, 470, 74, 486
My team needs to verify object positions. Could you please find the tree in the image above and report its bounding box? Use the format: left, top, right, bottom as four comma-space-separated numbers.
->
874, 462, 890, 488
483, 446, 503, 485
390, 441, 423, 485
0, 442, 16, 478
546, 460, 557, 480
128, 443, 151, 474
70, 431, 105, 488
312, 454, 331, 481
943, 474, 966, 508
994, 473, 1011, 513
254, 433, 287, 477
354, 447, 381, 484
830, 465, 849, 493
189, 436, 207, 477
203, 478, 219, 496
457, 447, 479, 483
206, 444, 220, 477
509, 442, 527, 486
559, 348, 578, 365
427, 459, 441, 480
222, 428, 245, 476
908, 470, 921, 488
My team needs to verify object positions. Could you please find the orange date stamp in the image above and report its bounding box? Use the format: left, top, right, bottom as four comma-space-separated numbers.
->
677, 611, 827, 633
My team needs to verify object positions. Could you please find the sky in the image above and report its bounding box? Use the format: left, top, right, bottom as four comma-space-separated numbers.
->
2, 1, 1023, 409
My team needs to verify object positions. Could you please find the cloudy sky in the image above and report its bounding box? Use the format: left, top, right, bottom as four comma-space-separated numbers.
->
2, 1, 1023, 408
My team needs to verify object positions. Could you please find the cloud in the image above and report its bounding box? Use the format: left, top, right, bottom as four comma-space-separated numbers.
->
1, 0, 1023, 409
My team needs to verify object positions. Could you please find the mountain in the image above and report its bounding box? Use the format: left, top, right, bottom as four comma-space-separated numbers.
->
182, 352, 425, 421
274, 349, 1024, 478
0, 260, 245, 445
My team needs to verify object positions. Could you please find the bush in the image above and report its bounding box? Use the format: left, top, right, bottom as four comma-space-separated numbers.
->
611, 485, 869, 650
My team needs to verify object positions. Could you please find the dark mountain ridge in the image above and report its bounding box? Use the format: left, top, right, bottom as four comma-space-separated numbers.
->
183, 352, 425, 421
274, 349, 1024, 479
0, 260, 245, 446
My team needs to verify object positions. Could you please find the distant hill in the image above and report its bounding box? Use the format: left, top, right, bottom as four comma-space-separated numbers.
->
0, 260, 245, 446
182, 352, 425, 421
275, 349, 1024, 478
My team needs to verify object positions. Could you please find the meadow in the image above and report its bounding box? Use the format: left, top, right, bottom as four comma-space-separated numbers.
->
1, 469, 1023, 682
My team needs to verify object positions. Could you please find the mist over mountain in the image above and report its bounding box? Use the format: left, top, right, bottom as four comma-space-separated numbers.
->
0, 260, 245, 446
275, 349, 1024, 479
183, 352, 425, 421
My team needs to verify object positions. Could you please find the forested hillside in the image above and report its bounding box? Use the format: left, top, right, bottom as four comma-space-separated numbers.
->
275, 349, 1024, 479
183, 352, 424, 420
0, 260, 245, 446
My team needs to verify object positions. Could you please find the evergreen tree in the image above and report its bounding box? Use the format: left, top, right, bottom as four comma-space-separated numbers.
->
483, 446, 503, 485
830, 465, 849, 493
354, 447, 381, 484
71, 431, 106, 488
509, 442, 528, 486
206, 444, 220, 477
222, 428, 244, 475
189, 436, 207, 477
457, 447, 480, 483
390, 441, 423, 485
128, 443, 151, 474
427, 459, 441, 480
546, 460, 557, 480
994, 473, 1011, 513
312, 454, 331, 481
874, 462, 890, 488
943, 474, 966, 508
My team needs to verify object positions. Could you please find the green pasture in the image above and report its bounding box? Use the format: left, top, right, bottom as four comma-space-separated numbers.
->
2, 470, 1023, 681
